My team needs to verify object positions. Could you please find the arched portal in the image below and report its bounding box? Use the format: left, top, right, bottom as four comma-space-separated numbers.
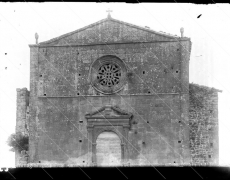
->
96, 131, 122, 166
85, 105, 133, 166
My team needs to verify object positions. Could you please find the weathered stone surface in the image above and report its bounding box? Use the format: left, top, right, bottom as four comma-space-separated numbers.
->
15, 88, 29, 166
38, 17, 179, 46
189, 84, 220, 165
15, 15, 220, 167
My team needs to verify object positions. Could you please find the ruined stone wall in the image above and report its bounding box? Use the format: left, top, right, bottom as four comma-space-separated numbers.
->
189, 84, 219, 165
16, 88, 29, 135
16, 87, 30, 166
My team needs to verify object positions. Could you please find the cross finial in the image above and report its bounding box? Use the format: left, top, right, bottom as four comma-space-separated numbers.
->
106, 9, 113, 18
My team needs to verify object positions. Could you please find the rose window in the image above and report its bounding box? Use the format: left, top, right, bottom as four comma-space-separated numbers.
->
90, 55, 127, 94
97, 63, 121, 87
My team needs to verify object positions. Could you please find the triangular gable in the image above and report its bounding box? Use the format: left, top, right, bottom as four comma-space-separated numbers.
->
85, 105, 133, 119
36, 17, 182, 46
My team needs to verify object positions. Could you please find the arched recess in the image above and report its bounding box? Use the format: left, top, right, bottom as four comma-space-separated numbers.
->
96, 131, 122, 166
94, 127, 124, 144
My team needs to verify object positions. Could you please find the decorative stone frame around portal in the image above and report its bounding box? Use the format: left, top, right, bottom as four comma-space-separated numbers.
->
85, 105, 133, 166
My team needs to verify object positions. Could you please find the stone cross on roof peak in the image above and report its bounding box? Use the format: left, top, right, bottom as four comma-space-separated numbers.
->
106, 9, 113, 18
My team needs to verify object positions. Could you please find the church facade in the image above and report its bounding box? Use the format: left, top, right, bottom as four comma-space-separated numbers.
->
15, 14, 220, 166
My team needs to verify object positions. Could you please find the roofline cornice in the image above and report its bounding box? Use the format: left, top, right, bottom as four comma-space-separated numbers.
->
28, 38, 191, 48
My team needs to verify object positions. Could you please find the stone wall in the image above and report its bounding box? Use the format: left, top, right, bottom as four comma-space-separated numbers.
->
16, 83, 221, 166
16, 88, 30, 166
37, 42, 184, 97
16, 88, 29, 135
28, 41, 191, 166
27, 18, 191, 166
32, 94, 189, 166
189, 84, 220, 165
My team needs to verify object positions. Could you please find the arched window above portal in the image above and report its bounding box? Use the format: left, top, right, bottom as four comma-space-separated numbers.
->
90, 55, 127, 94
